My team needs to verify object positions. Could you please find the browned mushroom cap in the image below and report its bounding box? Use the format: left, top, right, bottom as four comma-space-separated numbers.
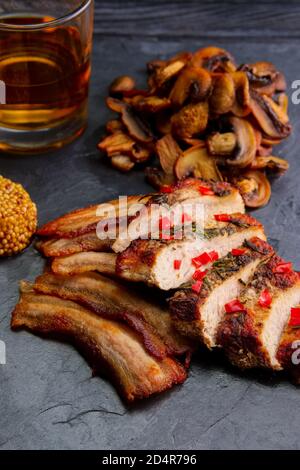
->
210, 73, 235, 114
106, 119, 125, 134
171, 101, 209, 139
145, 167, 175, 189
231, 71, 251, 117
277, 93, 289, 114
109, 75, 136, 96
207, 132, 237, 156
191, 46, 236, 72
155, 110, 173, 135
230, 170, 271, 208
111, 154, 135, 172
106, 97, 154, 144
250, 156, 289, 175
240, 62, 286, 96
156, 134, 182, 175
98, 130, 151, 162
175, 145, 223, 181
256, 144, 273, 157
250, 90, 291, 139
224, 117, 256, 168
169, 66, 212, 107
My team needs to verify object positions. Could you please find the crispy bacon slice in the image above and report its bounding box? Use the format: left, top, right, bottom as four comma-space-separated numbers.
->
33, 272, 193, 359
37, 195, 151, 238
36, 233, 113, 258
11, 291, 187, 402
52, 252, 117, 276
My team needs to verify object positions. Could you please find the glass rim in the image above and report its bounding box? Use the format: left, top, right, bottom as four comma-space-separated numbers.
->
0, 0, 92, 31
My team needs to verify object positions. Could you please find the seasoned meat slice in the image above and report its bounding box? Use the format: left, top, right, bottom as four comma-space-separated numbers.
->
11, 290, 187, 402
169, 237, 273, 348
218, 255, 300, 370
276, 305, 300, 383
112, 179, 245, 253
52, 252, 117, 276
33, 272, 193, 359
116, 214, 265, 290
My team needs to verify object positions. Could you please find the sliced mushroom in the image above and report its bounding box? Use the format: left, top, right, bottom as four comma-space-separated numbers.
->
175, 145, 223, 181
109, 75, 136, 96
147, 52, 191, 92
231, 71, 251, 117
250, 90, 291, 139
277, 93, 289, 115
230, 170, 271, 208
210, 73, 235, 114
207, 132, 237, 156
128, 96, 171, 113
250, 156, 289, 175
191, 47, 236, 72
256, 144, 273, 157
156, 134, 182, 175
155, 110, 173, 135
240, 62, 286, 96
171, 101, 209, 139
111, 154, 135, 172
145, 167, 176, 189
98, 132, 135, 155
181, 138, 206, 147
225, 117, 256, 167
169, 66, 212, 107
106, 119, 124, 134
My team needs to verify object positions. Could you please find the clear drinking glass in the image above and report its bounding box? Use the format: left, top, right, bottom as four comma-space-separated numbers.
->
0, 0, 94, 154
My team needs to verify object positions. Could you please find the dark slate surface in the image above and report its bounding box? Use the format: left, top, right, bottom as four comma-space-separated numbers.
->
1, 0, 300, 450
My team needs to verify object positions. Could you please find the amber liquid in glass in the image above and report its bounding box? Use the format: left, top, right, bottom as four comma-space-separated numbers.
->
0, 15, 91, 143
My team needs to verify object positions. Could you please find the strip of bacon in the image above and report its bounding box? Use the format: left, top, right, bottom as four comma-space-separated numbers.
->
37, 195, 151, 238
52, 252, 117, 276
36, 233, 113, 258
11, 290, 187, 402
33, 272, 193, 359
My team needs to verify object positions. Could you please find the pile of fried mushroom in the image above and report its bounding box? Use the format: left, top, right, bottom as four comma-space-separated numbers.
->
98, 46, 291, 208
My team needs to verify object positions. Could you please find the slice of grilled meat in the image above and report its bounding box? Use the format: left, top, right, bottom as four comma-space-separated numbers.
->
276, 303, 300, 383
112, 179, 245, 253
52, 252, 117, 276
169, 237, 273, 348
33, 272, 193, 360
116, 214, 265, 290
11, 290, 187, 402
217, 255, 300, 370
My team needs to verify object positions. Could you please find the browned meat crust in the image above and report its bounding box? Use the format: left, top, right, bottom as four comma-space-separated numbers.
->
33, 272, 193, 360
217, 254, 300, 369
170, 237, 274, 343
11, 291, 187, 402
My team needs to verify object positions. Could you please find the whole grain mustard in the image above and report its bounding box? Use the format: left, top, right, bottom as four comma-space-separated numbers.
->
0, 176, 37, 256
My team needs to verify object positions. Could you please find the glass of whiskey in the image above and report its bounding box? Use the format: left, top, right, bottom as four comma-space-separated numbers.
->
0, 0, 94, 154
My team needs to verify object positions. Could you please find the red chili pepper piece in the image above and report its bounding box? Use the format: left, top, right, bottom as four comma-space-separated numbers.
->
258, 288, 272, 308
174, 259, 182, 270
160, 185, 173, 193
273, 262, 293, 273
224, 299, 245, 313
198, 186, 214, 196
289, 307, 300, 327
208, 250, 219, 262
231, 248, 247, 256
192, 280, 203, 293
192, 251, 212, 267
182, 212, 192, 224
159, 216, 172, 231
192, 269, 207, 281
214, 213, 230, 222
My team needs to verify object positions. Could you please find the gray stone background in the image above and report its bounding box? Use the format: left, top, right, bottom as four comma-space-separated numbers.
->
1, 0, 300, 450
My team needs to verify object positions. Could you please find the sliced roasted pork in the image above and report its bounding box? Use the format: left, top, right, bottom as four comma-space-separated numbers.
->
37, 233, 113, 258
217, 255, 300, 370
112, 179, 245, 253
169, 237, 273, 348
116, 214, 265, 290
33, 272, 193, 360
11, 289, 186, 402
